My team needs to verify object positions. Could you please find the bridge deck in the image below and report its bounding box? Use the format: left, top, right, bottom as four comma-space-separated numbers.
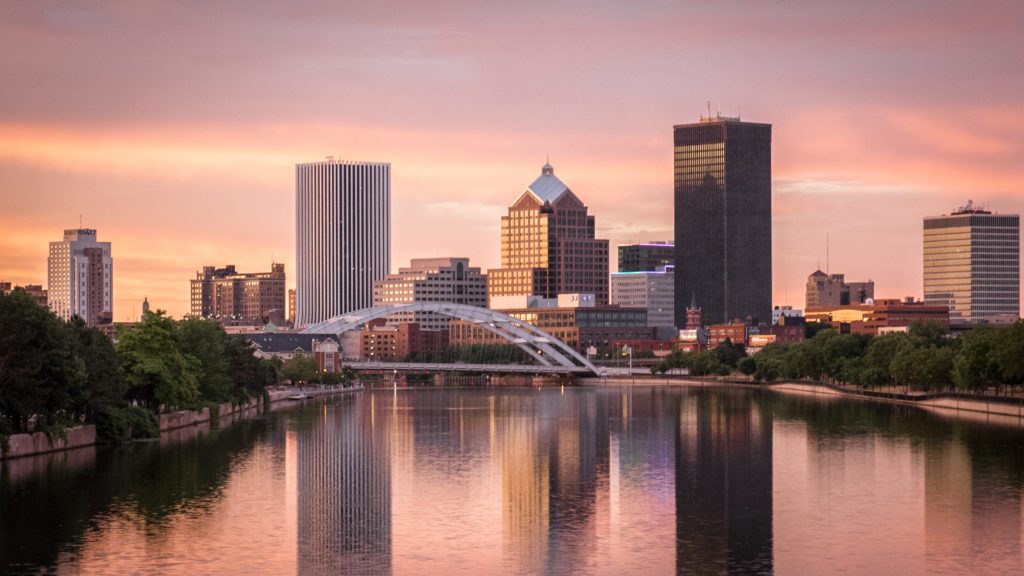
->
341, 361, 595, 375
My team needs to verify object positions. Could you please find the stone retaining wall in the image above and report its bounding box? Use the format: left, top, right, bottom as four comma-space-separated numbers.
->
1, 425, 97, 460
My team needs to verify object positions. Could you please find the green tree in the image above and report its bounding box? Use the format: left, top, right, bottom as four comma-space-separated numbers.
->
67, 317, 126, 420
715, 339, 746, 368
179, 317, 232, 403
281, 355, 318, 384
117, 310, 201, 411
860, 332, 906, 387
737, 356, 757, 376
0, 290, 83, 432
954, 327, 1000, 391
993, 321, 1024, 387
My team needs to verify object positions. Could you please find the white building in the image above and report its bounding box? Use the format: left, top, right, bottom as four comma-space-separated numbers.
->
295, 160, 391, 327
771, 305, 804, 325
372, 257, 487, 331
47, 228, 113, 326
609, 266, 674, 329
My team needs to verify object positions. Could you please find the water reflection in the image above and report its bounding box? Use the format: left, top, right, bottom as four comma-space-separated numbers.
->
2, 387, 1023, 574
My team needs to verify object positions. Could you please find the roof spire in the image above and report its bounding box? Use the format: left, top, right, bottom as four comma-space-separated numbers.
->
690, 292, 697, 309
541, 158, 554, 176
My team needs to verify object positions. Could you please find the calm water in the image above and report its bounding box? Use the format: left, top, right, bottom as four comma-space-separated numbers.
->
2, 386, 1024, 575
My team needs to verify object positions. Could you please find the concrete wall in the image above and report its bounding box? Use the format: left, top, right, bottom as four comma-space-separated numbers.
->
1, 425, 97, 460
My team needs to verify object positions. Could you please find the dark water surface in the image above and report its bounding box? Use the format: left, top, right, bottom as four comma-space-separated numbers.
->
2, 386, 1023, 575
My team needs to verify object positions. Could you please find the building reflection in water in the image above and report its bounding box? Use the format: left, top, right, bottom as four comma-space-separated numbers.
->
297, 396, 392, 575
675, 389, 774, 575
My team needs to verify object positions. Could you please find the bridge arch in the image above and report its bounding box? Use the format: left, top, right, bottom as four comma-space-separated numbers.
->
300, 302, 599, 375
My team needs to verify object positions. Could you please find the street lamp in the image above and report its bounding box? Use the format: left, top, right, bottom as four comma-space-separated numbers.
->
622, 345, 633, 382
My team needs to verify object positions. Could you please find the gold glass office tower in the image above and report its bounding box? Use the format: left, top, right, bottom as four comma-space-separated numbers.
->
924, 202, 1020, 324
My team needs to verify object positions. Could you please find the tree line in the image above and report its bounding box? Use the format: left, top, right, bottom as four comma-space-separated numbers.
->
0, 289, 280, 444
653, 321, 1024, 394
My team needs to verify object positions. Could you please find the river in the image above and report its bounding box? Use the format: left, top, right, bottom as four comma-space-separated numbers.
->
2, 386, 1023, 575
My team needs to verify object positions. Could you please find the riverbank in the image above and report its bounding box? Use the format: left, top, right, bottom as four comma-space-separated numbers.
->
1, 384, 362, 460
579, 375, 1024, 425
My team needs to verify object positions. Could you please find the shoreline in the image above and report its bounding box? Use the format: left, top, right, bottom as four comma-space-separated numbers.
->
579, 376, 1024, 426
1, 384, 363, 461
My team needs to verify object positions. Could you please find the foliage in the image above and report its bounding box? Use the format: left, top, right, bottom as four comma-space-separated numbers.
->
117, 311, 201, 411
715, 339, 747, 368
281, 355, 318, 384
94, 405, 159, 443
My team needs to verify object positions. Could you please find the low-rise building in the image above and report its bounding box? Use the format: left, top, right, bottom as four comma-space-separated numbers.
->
805, 298, 950, 335
450, 294, 653, 352
360, 320, 448, 361
708, 321, 748, 348
1, 282, 48, 308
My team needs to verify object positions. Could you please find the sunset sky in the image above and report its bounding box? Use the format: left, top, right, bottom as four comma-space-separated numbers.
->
2, 0, 1022, 320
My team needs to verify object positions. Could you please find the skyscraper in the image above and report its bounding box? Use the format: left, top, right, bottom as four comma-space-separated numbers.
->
47, 228, 113, 326
487, 163, 609, 304
923, 201, 1020, 324
674, 115, 772, 326
295, 160, 390, 326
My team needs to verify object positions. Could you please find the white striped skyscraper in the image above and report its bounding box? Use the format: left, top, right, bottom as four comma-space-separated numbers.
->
295, 160, 390, 326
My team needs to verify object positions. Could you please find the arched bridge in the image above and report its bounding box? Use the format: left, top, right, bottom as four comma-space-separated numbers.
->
300, 302, 601, 376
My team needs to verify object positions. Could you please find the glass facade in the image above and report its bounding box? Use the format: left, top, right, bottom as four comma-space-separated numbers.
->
674, 118, 772, 326
489, 164, 609, 304
923, 210, 1020, 324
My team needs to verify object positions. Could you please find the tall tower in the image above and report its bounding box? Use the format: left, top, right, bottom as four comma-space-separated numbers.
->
487, 162, 610, 305
924, 201, 1020, 325
295, 160, 391, 326
674, 115, 772, 326
47, 228, 113, 326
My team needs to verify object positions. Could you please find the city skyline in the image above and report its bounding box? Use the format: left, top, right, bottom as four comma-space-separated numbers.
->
1, 1, 1023, 319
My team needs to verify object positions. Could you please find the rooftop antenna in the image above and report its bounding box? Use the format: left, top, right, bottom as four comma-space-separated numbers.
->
826, 232, 830, 276
79, 214, 82, 228
706, 100, 712, 119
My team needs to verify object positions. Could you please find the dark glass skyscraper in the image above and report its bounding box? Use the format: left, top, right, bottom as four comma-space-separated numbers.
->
674, 116, 772, 326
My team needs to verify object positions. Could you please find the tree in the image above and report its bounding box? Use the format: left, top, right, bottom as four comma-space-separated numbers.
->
860, 332, 906, 387
993, 321, 1024, 387
117, 310, 201, 411
281, 355, 318, 384
0, 290, 83, 432
715, 339, 746, 368
737, 356, 757, 376
67, 317, 125, 420
179, 318, 233, 403
954, 327, 1000, 391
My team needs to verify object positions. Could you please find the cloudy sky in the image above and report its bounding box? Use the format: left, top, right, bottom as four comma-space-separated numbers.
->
2, 0, 1022, 319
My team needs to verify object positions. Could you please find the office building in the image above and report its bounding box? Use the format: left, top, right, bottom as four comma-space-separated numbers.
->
806, 270, 874, 308
487, 163, 610, 305
618, 242, 674, 272
373, 257, 487, 330
47, 228, 112, 326
359, 319, 448, 361
674, 115, 772, 325
609, 265, 675, 329
806, 298, 950, 335
450, 294, 652, 351
295, 159, 391, 326
190, 263, 286, 323
924, 201, 1020, 324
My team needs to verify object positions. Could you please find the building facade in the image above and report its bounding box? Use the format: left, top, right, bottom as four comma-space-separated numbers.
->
47, 228, 113, 326
923, 202, 1020, 325
674, 116, 772, 326
359, 320, 448, 361
190, 263, 286, 323
805, 270, 874, 308
617, 242, 674, 272
296, 159, 391, 326
0, 282, 48, 308
372, 257, 487, 331
609, 266, 675, 329
488, 163, 610, 305
450, 297, 652, 352
806, 298, 950, 335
